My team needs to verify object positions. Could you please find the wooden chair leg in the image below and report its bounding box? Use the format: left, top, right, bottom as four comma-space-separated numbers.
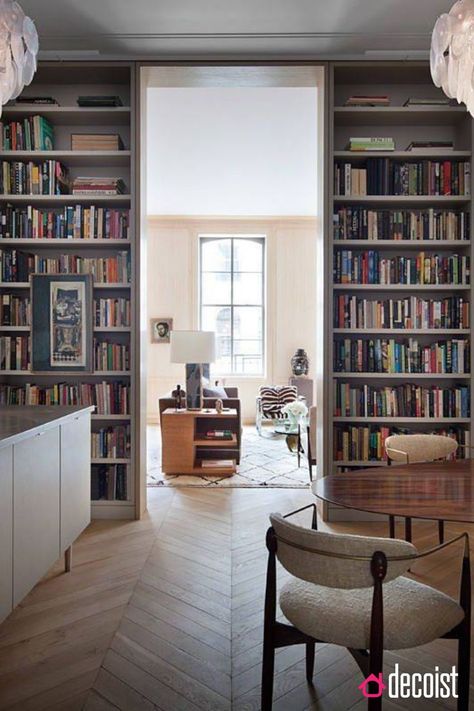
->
457, 623, 470, 710
305, 641, 315, 682
389, 515, 395, 539
404, 517, 412, 543
438, 520, 445, 544
64, 545, 72, 573
261, 631, 275, 711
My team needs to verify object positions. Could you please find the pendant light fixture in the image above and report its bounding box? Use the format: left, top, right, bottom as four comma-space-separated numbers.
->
430, 1, 474, 115
0, 0, 38, 117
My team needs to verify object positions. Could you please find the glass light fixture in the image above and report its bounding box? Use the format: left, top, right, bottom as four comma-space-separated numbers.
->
0, 0, 38, 117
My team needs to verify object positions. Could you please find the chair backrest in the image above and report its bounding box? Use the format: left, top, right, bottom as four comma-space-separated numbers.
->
385, 434, 458, 464
269, 513, 416, 589
309, 406, 316, 457
259, 385, 297, 418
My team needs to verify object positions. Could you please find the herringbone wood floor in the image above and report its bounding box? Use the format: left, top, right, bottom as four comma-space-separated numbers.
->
0, 487, 473, 710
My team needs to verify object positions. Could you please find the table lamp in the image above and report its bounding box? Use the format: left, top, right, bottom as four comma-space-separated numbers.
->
170, 330, 216, 410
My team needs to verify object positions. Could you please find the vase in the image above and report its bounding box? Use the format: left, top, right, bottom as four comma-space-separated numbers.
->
291, 348, 309, 376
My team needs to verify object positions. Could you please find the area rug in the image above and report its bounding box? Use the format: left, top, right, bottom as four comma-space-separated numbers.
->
147, 425, 311, 488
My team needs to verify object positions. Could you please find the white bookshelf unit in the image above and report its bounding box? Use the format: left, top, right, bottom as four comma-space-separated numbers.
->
0, 62, 137, 519
327, 62, 473, 519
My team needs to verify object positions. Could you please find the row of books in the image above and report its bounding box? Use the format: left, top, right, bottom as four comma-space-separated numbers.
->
334, 295, 469, 330
334, 383, 470, 418
0, 205, 130, 240
0, 336, 29, 370
333, 338, 470, 374
334, 160, 471, 196
95, 297, 131, 327
1, 160, 69, 195
334, 251, 470, 285
91, 425, 130, 459
91, 464, 128, 501
0, 294, 30, 326
0, 250, 130, 283
72, 177, 126, 196
333, 425, 468, 462
333, 208, 470, 242
94, 341, 130, 372
0, 381, 129, 413
0, 116, 54, 151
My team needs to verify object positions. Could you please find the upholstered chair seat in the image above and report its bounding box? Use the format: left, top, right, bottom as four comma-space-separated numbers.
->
280, 575, 464, 650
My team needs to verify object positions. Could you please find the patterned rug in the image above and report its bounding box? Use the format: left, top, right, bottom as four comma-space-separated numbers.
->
147, 424, 311, 488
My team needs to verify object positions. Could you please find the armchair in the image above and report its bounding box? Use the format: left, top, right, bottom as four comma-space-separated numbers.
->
262, 504, 470, 710
256, 385, 299, 436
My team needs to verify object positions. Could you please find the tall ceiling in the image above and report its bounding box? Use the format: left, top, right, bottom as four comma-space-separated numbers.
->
21, 0, 451, 59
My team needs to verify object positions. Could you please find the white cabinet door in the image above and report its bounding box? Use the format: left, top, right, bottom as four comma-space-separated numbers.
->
0, 446, 13, 622
60, 412, 91, 551
13, 427, 60, 606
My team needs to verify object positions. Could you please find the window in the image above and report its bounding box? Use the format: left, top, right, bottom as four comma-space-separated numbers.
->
200, 235, 265, 375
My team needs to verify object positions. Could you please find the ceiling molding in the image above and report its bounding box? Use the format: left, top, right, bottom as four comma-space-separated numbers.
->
40, 31, 432, 41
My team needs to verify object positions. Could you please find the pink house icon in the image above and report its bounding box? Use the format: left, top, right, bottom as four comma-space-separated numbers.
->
358, 673, 387, 699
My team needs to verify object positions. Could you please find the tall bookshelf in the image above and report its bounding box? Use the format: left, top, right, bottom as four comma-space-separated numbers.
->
0, 62, 137, 519
326, 62, 473, 519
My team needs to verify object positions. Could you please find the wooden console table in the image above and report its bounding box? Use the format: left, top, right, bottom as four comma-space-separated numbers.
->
161, 408, 239, 476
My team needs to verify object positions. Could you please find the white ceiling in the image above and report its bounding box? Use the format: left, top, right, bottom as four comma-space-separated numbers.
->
21, 0, 451, 58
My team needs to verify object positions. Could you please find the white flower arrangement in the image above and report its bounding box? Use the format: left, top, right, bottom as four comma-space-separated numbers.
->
281, 399, 308, 419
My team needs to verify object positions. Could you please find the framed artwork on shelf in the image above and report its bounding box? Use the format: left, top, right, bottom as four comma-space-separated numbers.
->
150, 317, 173, 344
31, 274, 93, 372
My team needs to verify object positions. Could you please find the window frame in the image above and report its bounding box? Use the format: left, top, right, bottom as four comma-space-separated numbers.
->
199, 234, 266, 377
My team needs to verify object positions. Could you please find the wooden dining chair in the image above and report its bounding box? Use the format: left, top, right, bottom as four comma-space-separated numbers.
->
262, 504, 470, 711
385, 434, 458, 544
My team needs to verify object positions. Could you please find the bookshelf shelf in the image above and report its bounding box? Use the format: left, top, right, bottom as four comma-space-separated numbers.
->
325, 61, 474, 508
0, 150, 131, 167
332, 372, 470, 379
334, 106, 468, 126
333, 417, 471, 424
0, 239, 131, 248
1, 105, 131, 125
333, 195, 471, 205
0, 194, 132, 205
334, 150, 472, 159
333, 284, 470, 291
333, 240, 470, 249
0, 62, 137, 520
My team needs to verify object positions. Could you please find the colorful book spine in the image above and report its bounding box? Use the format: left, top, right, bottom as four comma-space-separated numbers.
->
0, 381, 129, 414
91, 426, 130, 459
94, 298, 131, 327
0, 249, 131, 283
333, 207, 469, 241
93, 340, 130, 371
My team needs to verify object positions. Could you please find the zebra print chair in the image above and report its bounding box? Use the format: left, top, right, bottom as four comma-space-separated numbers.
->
256, 385, 299, 436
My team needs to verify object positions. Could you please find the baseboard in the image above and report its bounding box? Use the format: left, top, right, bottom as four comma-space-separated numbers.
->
91, 503, 136, 520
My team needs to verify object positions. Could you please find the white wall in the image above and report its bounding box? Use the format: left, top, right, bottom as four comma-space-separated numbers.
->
146, 87, 318, 216
147, 217, 318, 423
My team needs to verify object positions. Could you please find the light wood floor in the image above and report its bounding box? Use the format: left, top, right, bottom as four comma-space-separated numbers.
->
0, 487, 472, 710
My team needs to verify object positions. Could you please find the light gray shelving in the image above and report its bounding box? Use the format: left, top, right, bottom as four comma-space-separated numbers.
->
0, 61, 137, 519
327, 61, 473, 493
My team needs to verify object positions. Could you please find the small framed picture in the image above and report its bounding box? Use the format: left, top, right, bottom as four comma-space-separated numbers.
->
150, 317, 173, 343
31, 274, 93, 372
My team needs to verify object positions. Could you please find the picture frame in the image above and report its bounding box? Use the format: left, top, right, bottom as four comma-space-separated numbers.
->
150, 317, 173, 344
31, 274, 93, 373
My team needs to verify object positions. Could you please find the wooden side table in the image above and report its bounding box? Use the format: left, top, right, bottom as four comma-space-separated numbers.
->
161, 408, 239, 476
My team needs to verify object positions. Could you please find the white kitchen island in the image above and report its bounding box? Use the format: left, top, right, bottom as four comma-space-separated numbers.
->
0, 405, 93, 623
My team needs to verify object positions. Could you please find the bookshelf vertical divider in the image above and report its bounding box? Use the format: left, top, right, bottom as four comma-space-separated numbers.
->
325, 61, 474, 521
0, 62, 137, 519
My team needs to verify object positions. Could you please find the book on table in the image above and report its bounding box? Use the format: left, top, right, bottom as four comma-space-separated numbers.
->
348, 137, 395, 152
204, 430, 233, 440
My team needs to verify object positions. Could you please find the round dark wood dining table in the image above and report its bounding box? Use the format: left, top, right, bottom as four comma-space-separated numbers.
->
313, 460, 474, 523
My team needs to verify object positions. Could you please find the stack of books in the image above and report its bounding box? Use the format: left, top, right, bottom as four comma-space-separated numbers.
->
72, 177, 126, 195
0, 205, 130, 240
344, 95, 390, 107
404, 97, 453, 107
204, 430, 233, 440
406, 141, 454, 153
71, 134, 124, 151
333, 294, 469, 330
348, 137, 395, 152
77, 96, 123, 107
0, 160, 69, 195
334, 382, 470, 419
14, 96, 59, 106
0, 116, 54, 151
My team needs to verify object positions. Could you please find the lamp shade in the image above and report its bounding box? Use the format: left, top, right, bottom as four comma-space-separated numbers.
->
170, 330, 215, 364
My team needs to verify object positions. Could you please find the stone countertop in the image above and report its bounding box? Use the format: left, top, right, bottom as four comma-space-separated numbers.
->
0, 406, 95, 449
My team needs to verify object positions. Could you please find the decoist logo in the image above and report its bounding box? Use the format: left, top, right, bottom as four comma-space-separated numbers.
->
358, 664, 458, 700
